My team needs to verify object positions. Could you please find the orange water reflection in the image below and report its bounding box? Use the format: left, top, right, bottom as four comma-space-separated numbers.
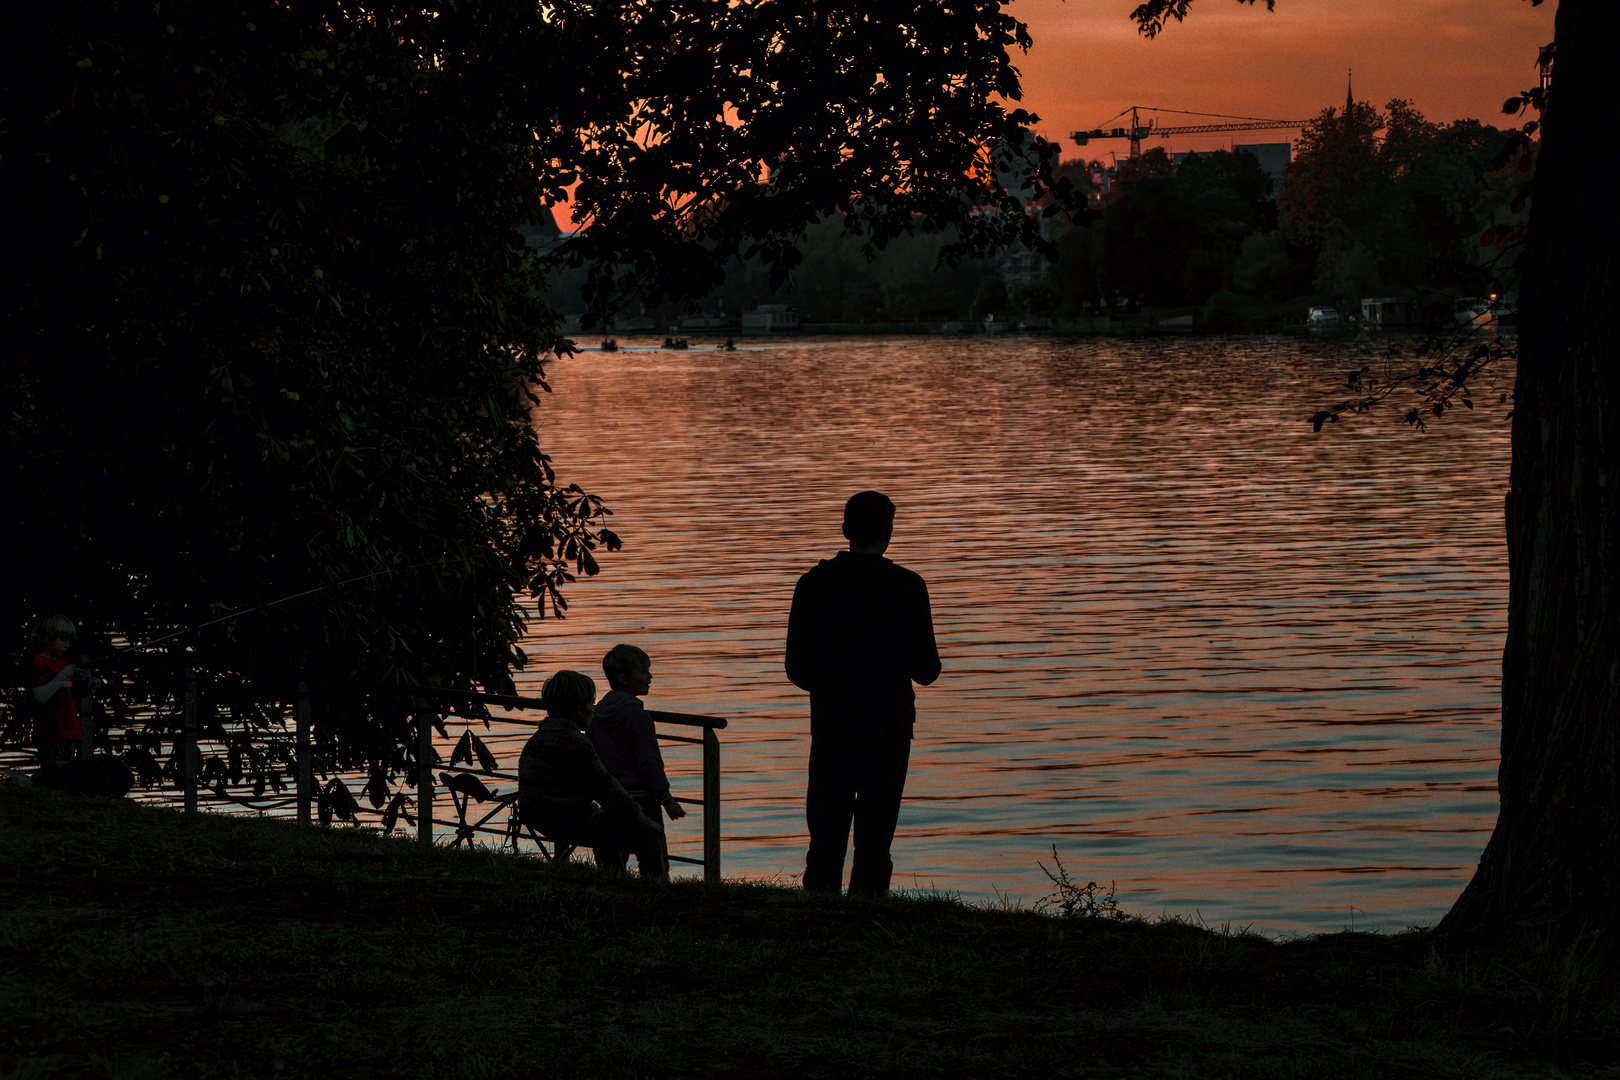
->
503, 335, 1508, 934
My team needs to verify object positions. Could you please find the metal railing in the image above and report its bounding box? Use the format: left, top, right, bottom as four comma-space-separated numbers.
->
14, 664, 728, 882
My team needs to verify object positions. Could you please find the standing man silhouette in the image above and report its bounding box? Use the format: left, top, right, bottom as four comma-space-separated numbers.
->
786, 490, 941, 895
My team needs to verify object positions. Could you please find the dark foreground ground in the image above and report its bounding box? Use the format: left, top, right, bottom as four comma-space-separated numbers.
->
2, 784, 1617, 1079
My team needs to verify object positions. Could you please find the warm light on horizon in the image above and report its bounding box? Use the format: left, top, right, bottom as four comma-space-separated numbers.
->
1011, 0, 1556, 162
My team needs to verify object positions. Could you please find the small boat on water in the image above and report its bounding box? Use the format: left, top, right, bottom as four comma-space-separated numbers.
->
601, 339, 619, 351
1457, 296, 1517, 328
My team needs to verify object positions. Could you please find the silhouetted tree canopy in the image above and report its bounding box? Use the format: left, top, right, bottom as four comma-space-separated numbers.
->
0, 0, 1062, 781
1281, 100, 1523, 299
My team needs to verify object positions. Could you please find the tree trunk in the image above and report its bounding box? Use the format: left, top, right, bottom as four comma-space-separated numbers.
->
1439, 0, 1620, 940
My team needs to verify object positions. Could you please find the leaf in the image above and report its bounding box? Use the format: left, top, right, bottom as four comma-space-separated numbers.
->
1502, 96, 1523, 115
365, 765, 389, 809
451, 729, 473, 766
381, 790, 414, 832
1480, 227, 1497, 247
470, 733, 499, 773
321, 778, 359, 823
439, 771, 495, 802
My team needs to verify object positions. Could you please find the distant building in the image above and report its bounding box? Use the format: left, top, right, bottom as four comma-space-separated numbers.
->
1361, 297, 1414, 326
1001, 245, 1045, 290
1231, 142, 1292, 186
1170, 142, 1293, 191
740, 303, 800, 334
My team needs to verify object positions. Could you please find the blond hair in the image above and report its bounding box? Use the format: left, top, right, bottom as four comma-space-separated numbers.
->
540, 669, 597, 717
602, 643, 650, 685
28, 614, 76, 654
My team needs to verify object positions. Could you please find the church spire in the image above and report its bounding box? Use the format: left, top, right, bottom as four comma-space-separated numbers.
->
1346, 68, 1354, 115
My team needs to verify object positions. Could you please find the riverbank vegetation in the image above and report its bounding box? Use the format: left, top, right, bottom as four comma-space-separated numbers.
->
5, 784, 1617, 1078
566, 97, 1526, 330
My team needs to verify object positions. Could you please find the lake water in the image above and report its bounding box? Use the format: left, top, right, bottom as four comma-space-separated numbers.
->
489, 334, 1512, 935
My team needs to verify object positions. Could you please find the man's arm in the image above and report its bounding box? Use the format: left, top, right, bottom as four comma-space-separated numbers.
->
784, 571, 819, 693
910, 577, 942, 687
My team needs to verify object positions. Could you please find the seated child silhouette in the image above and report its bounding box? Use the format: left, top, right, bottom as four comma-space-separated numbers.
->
518, 669, 665, 877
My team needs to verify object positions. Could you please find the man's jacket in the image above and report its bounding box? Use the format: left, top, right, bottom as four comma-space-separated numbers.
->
785, 551, 941, 731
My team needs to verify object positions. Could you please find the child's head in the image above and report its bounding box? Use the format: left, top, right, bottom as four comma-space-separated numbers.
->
602, 643, 651, 695
540, 669, 597, 720
29, 614, 76, 656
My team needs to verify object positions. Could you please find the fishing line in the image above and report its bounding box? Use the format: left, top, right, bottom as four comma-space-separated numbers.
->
110, 558, 472, 658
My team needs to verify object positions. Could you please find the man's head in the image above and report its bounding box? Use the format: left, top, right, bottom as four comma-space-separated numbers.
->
602, 643, 652, 696
540, 669, 598, 728
842, 490, 895, 553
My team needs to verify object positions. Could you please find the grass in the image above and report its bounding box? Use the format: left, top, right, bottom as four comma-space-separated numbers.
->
2, 784, 1618, 1079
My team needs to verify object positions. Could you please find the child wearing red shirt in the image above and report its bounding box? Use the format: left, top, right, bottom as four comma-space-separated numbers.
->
26, 614, 83, 772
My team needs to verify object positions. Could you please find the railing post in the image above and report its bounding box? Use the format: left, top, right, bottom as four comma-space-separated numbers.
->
703, 725, 721, 883
417, 697, 435, 844
183, 668, 199, 813
296, 681, 312, 826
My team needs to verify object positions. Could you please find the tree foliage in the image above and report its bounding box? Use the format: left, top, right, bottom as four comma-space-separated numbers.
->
1, 0, 1061, 782
1281, 100, 1525, 298
1095, 147, 1276, 307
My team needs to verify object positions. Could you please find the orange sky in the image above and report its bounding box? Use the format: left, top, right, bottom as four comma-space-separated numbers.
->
1010, 0, 1556, 163
546, 1, 1554, 227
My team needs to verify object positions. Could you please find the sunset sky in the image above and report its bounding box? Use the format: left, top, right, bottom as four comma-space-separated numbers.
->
1012, 0, 1556, 162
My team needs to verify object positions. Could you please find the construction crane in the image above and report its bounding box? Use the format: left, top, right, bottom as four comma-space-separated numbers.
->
1072, 106, 1311, 159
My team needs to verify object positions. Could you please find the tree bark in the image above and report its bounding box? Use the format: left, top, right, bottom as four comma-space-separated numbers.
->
1439, 0, 1620, 940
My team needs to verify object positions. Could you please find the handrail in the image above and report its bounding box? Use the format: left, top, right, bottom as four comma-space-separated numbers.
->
99, 655, 728, 730
647, 709, 728, 730
55, 662, 727, 883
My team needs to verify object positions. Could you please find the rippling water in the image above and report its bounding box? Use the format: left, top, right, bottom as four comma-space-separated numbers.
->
497, 334, 1509, 934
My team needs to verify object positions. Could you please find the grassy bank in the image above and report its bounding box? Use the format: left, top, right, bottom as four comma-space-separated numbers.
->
1, 785, 1615, 1079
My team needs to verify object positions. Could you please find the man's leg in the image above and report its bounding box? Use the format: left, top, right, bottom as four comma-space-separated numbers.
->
804, 738, 855, 892
847, 735, 912, 897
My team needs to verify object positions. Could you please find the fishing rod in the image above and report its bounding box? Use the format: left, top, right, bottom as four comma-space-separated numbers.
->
106, 558, 473, 660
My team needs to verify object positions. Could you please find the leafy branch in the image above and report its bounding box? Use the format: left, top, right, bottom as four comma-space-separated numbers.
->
1310, 331, 1516, 433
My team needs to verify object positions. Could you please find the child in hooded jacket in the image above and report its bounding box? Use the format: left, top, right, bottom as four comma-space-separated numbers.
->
591, 644, 687, 870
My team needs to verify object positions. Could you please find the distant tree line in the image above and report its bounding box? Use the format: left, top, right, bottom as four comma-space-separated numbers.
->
566, 99, 1527, 327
